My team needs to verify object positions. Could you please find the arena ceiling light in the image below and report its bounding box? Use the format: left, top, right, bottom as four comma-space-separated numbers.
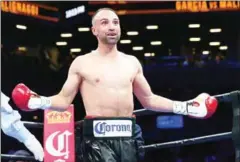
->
132, 46, 143, 51
209, 41, 220, 46
78, 27, 90, 32
56, 41, 67, 46
146, 25, 158, 30
61, 33, 72, 38
219, 46, 228, 50
120, 40, 131, 44
188, 24, 200, 28
70, 48, 81, 52
210, 28, 222, 33
18, 47, 27, 51
16, 24, 27, 30
202, 51, 210, 55
189, 37, 201, 42
127, 31, 139, 36
150, 41, 162, 45
144, 53, 155, 57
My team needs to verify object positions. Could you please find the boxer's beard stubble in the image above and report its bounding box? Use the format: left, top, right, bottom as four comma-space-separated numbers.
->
101, 34, 120, 45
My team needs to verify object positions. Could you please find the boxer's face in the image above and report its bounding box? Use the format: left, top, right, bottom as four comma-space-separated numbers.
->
92, 10, 121, 45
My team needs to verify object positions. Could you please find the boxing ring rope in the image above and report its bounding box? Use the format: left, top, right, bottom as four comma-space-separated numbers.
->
1, 90, 239, 162
141, 132, 232, 151
22, 121, 43, 128
1, 154, 36, 161
1, 131, 233, 161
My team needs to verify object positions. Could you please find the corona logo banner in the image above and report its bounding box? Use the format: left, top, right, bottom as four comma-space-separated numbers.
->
44, 105, 75, 162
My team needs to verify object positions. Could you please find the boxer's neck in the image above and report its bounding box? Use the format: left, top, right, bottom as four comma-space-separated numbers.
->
96, 43, 118, 57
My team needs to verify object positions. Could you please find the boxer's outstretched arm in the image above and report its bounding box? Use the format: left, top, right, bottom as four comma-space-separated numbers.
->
48, 57, 81, 111
132, 58, 174, 112
132, 57, 218, 119
12, 57, 82, 112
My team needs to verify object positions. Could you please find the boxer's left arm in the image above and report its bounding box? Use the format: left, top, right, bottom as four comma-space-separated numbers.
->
132, 57, 218, 119
132, 58, 174, 113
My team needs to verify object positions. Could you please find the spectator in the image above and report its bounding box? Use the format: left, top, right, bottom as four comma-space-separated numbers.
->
44, 47, 63, 72
194, 54, 205, 68
214, 52, 225, 65
182, 55, 194, 67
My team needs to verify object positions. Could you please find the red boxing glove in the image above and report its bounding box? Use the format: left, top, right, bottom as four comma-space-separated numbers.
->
173, 93, 218, 119
204, 95, 218, 118
12, 83, 36, 111
12, 83, 51, 111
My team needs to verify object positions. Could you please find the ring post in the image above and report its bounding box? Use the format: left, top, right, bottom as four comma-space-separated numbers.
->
43, 105, 75, 162
231, 91, 240, 162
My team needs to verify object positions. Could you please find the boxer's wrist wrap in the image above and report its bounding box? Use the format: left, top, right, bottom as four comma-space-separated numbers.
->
28, 96, 51, 110
173, 101, 188, 115
39, 96, 52, 110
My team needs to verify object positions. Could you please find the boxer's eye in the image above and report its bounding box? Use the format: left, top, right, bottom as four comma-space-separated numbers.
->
101, 21, 108, 25
113, 21, 119, 25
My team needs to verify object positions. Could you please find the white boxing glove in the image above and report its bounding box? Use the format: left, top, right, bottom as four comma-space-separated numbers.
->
173, 93, 218, 119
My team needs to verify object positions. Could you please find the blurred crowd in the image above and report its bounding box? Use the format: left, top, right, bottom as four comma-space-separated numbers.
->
143, 46, 232, 69
1, 43, 233, 76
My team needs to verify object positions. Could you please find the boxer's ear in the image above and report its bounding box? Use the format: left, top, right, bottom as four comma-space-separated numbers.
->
91, 26, 97, 36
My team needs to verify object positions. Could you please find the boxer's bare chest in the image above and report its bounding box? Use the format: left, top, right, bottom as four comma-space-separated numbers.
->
80, 54, 137, 88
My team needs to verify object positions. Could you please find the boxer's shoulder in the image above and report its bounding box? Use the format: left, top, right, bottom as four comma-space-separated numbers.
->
71, 53, 92, 65
69, 54, 92, 75
122, 53, 142, 69
121, 52, 139, 63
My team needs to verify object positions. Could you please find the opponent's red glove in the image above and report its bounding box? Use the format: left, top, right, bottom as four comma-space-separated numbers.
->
12, 83, 51, 111
173, 93, 218, 119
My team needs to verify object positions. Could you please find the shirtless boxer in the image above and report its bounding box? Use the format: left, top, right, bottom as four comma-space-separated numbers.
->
1, 92, 44, 161
11, 8, 218, 162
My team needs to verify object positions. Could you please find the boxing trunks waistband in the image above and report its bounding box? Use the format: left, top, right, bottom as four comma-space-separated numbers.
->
83, 116, 136, 139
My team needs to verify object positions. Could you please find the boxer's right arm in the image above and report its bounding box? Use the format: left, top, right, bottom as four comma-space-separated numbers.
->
12, 57, 82, 111
48, 60, 81, 111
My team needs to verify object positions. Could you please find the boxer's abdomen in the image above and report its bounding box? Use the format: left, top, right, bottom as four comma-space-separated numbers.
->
80, 80, 134, 117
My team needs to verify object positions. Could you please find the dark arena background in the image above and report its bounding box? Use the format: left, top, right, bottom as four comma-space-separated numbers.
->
1, 1, 240, 162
